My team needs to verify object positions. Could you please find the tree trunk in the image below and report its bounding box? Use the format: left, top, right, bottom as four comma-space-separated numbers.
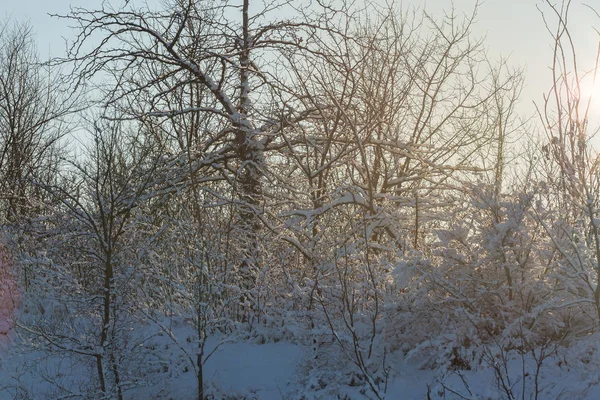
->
197, 352, 203, 400
235, 0, 263, 323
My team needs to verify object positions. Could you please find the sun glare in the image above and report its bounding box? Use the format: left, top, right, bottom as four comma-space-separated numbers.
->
576, 70, 600, 143
579, 71, 600, 114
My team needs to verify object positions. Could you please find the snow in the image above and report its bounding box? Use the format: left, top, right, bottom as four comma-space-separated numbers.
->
204, 341, 303, 399
4, 323, 600, 399
2, 2, 600, 399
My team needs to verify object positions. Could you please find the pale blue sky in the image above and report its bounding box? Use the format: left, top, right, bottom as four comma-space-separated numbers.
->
4, 0, 600, 118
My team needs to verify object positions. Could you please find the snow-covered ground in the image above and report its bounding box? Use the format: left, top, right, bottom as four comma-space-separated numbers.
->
3, 322, 600, 400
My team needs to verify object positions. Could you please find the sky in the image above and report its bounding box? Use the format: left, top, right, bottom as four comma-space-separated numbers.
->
3, 0, 600, 121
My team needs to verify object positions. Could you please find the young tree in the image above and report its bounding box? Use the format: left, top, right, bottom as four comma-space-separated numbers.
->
265, 3, 530, 396
0, 242, 17, 342
535, 0, 600, 327
0, 20, 73, 222
17, 116, 166, 399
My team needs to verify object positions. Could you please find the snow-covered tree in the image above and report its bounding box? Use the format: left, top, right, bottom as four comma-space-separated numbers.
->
0, 20, 74, 222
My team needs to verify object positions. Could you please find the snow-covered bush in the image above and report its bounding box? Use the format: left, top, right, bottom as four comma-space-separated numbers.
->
391, 185, 570, 372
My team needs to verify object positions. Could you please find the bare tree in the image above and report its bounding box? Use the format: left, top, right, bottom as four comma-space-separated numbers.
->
535, 0, 600, 327
57, 0, 337, 324
0, 20, 73, 222
17, 115, 167, 399
258, 2, 531, 396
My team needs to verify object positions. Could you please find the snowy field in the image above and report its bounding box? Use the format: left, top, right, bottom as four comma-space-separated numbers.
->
2, 320, 600, 399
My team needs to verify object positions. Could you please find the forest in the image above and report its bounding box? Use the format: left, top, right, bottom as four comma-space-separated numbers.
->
1, 0, 600, 398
